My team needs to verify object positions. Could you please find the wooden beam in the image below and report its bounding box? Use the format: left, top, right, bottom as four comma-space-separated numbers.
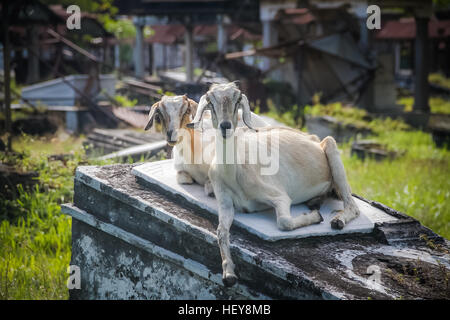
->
413, 16, 430, 112
46, 28, 99, 62
2, 1, 12, 151
225, 49, 256, 60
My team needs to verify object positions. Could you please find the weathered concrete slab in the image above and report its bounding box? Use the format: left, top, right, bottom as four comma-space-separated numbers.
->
132, 160, 396, 241
63, 204, 267, 299
84, 128, 166, 159
98, 141, 167, 161
63, 164, 450, 300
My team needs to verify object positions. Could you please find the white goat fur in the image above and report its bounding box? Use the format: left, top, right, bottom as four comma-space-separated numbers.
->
188, 83, 361, 286
145, 94, 270, 195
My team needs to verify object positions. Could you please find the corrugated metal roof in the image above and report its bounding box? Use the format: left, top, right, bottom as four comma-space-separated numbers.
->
308, 33, 372, 69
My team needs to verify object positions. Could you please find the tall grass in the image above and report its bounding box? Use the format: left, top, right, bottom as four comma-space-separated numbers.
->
0, 134, 104, 299
0, 132, 166, 299
342, 130, 449, 238
0, 189, 72, 299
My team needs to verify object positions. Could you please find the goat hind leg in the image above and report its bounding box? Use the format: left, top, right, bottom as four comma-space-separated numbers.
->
320, 136, 360, 229
274, 196, 323, 231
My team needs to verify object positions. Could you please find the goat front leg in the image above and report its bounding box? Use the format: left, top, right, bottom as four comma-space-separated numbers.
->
176, 170, 194, 184
320, 136, 360, 229
214, 187, 237, 287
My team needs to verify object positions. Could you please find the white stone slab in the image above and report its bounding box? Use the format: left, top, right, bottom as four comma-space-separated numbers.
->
132, 160, 397, 241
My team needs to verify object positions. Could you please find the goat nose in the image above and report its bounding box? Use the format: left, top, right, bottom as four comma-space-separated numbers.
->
167, 130, 174, 140
220, 121, 232, 130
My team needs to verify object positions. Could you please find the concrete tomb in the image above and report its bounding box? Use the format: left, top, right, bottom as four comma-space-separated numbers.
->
62, 162, 450, 300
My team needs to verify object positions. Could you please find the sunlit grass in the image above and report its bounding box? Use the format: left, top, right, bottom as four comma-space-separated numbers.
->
0, 192, 72, 299
0, 132, 88, 299
342, 130, 449, 238
429, 73, 450, 90
0, 131, 166, 299
397, 96, 450, 114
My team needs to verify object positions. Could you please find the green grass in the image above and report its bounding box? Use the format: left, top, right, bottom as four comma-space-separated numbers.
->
0, 133, 114, 299
0, 190, 72, 299
0, 131, 167, 299
429, 73, 450, 90
254, 100, 302, 129
398, 96, 450, 114
342, 130, 449, 238
0, 133, 91, 299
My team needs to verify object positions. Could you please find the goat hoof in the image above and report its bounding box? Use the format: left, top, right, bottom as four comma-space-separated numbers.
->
330, 217, 345, 230
317, 211, 324, 223
204, 181, 215, 197
222, 274, 238, 287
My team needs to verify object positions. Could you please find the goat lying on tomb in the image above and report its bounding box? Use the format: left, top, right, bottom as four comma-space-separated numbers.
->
187, 83, 360, 287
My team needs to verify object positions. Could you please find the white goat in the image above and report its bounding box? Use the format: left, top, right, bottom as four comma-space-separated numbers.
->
144, 94, 270, 195
187, 83, 360, 287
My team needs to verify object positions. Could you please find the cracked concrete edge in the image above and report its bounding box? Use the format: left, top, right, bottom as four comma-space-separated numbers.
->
61, 203, 270, 300
75, 166, 218, 245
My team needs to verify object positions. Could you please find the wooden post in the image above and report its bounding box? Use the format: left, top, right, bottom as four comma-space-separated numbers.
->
2, 1, 12, 151
27, 25, 40, 84
295, 48, 305, 126
262, 20, 277, 71
134, 23, 145, 79
185, 24, 194, 83
217, 15, 227, 54
413, 16, 430, 113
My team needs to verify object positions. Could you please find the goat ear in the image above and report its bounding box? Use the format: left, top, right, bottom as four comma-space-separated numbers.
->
186, 98, 198, 116
188, 95, 209, 129
239, 94, 256, 130
144, 101, 160, 131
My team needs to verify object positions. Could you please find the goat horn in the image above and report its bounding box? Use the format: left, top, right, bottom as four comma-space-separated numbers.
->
187, 94, 209, 129
239, 94, 256, 131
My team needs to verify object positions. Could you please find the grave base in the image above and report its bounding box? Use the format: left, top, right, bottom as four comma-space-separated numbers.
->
62, 164, 450, 300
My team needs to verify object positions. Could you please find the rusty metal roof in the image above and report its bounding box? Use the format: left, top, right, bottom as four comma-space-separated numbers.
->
145, 24, 260, 44
376, 18, 450, 39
